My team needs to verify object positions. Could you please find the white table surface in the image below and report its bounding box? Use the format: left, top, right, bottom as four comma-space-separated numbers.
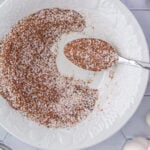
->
0, 0, 150, 150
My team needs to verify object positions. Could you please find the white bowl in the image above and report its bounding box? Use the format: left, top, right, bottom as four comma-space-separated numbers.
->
0, 0, 149, 150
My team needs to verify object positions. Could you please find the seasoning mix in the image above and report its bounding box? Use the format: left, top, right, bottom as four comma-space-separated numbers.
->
0, 8, 98, 128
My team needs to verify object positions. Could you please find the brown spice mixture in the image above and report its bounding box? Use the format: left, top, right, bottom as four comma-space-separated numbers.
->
0, 8, 98, 128
64, 38, 118, 71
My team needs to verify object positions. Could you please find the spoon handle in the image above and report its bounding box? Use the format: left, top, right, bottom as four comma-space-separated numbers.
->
118, 56, 150, 70
135, 61, 150, 70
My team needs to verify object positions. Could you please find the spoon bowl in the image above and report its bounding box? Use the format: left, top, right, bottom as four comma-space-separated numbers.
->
64, 38, 118, 71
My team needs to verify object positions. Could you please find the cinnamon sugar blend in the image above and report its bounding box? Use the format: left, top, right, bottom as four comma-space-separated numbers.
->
64, 38, 118, 71
0, 8, 98, 128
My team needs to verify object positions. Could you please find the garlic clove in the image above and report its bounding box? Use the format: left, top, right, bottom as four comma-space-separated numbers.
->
133, 137, 149, 148
123, 137, 149, 150
123, 140, 145, 150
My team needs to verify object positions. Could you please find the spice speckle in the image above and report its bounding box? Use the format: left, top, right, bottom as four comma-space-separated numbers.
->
109, 70, 115, 80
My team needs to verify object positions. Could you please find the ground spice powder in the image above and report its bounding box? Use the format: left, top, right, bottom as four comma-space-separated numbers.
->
0, 8, 98, 128
64, 38, 118, 71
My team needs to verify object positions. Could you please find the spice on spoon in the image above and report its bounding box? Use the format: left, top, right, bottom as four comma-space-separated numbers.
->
64, 38, 118, 71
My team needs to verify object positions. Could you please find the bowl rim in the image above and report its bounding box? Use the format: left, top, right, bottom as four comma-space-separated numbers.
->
0, 0, 149, 150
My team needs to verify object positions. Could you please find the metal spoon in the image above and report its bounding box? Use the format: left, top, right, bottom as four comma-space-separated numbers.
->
0, 143, 11, 150
64, 38, 150, 71
118, 56, 150, 70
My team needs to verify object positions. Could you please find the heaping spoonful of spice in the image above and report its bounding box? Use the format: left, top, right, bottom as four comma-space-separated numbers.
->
64, 38, 150, 71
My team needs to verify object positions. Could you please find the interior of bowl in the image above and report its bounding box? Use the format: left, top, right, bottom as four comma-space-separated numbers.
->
0, 0, 149, 150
